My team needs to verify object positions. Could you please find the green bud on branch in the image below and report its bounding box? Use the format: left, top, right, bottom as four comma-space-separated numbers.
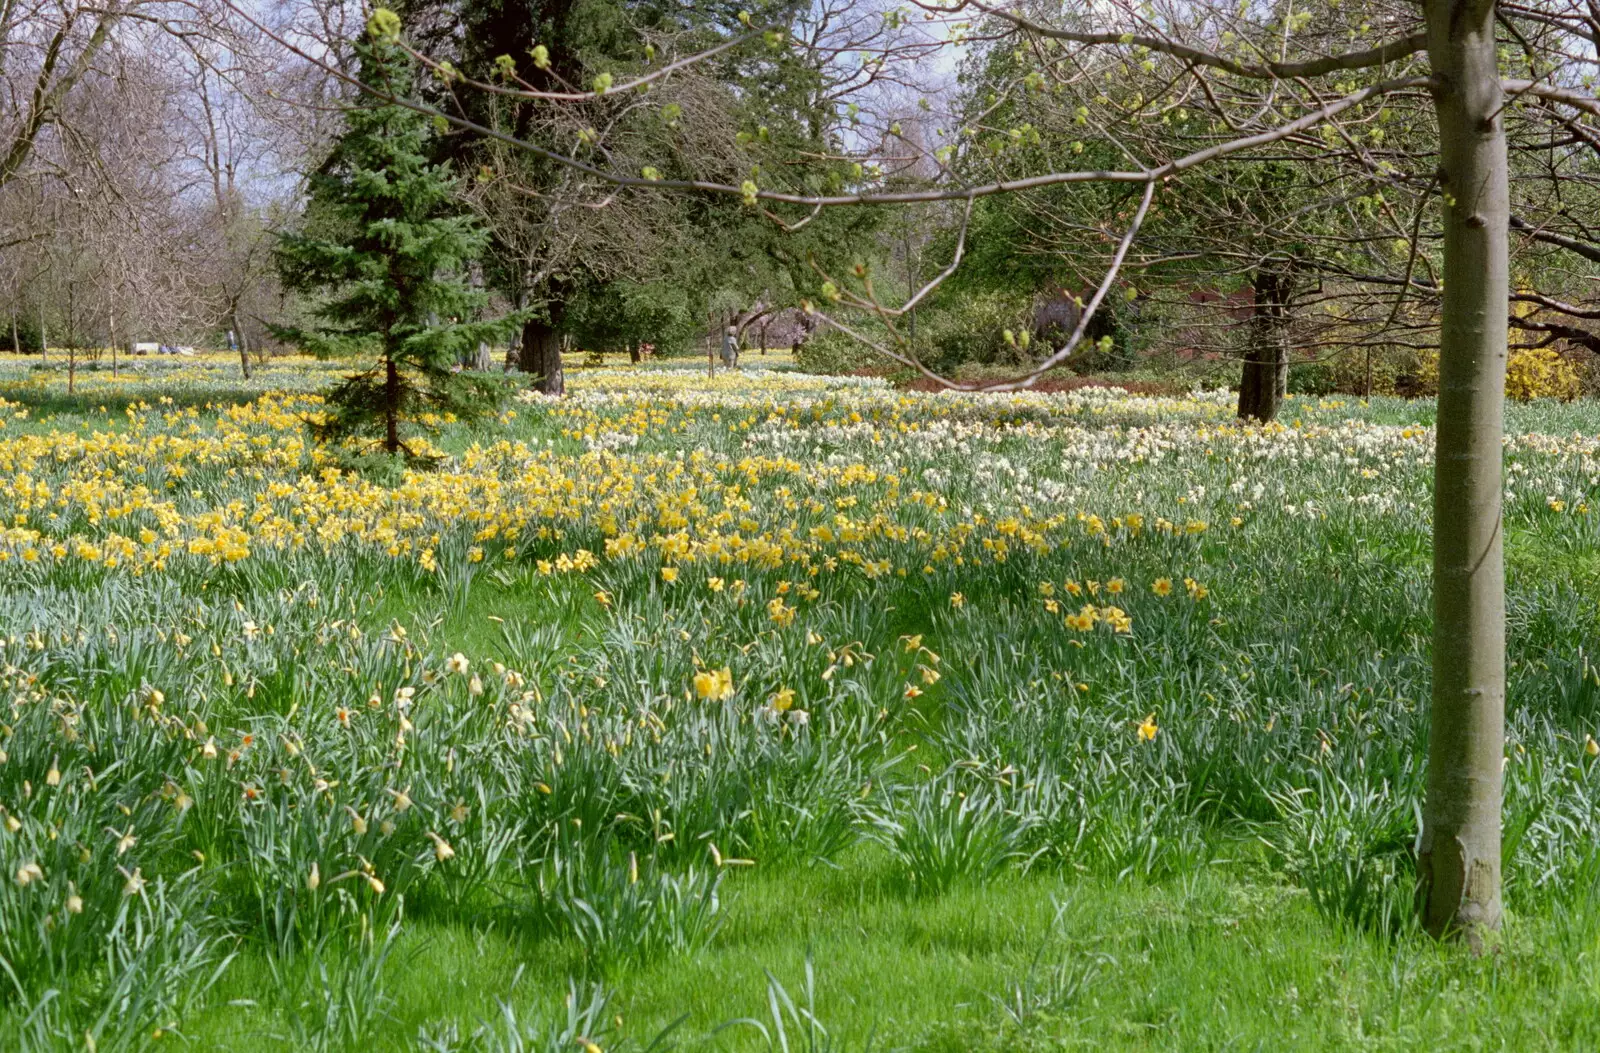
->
367, 7, 402, 42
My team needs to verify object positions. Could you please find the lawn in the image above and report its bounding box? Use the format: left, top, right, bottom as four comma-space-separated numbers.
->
0, 356, 1598, 1050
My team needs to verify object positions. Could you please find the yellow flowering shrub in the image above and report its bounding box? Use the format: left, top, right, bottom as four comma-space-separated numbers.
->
1413, 350, 1439, 397
1505, 347, 1581, 402
1412, 345, 1580, 402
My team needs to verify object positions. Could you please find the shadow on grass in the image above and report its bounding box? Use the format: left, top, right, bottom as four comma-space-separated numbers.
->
0, 383, 268, 416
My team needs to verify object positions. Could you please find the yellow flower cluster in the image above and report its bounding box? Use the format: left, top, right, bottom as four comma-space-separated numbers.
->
0, 384, 1202, 581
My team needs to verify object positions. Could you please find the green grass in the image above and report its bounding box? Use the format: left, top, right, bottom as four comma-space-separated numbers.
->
183, 848, 1600, 1051
3, 364, 1600, 1050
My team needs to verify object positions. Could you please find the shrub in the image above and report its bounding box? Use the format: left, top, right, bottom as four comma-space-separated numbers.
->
794, 328, 881, 374
1286, 361, 1337, 396
1293, 345, 1433, 397
915, 291, 1035, 374
1413, 344, 1582, 401
1505, 346, 1581, 401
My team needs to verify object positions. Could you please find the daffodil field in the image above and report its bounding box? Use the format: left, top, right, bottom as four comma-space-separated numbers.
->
3, 355, 1600, 1049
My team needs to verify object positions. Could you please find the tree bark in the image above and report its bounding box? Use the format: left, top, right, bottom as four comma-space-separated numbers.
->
1417, 0, 1507, 944
505, 288, 525, 371
383, 355, 401, 454
234, 312, 251, 380
794, 311, 816, 355
519, 316, 564, 395
1238, 264, 1289, 422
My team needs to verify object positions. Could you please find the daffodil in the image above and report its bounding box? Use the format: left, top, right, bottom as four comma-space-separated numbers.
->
426, 832, 455, 861
694, 666, 735, 701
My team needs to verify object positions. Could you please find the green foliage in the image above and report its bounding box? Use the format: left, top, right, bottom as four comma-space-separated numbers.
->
0, 317, 42, 354
565, 280, 696, 355
915, 291, 1037, 374
274, 35, 516, 462
407, 0, 877, 363
1288, 346, 1434, 399
874, 771, 1032, 896
793, 327, 880, 374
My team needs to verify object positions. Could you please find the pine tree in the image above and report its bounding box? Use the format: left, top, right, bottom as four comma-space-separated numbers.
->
275, 14, 514, 464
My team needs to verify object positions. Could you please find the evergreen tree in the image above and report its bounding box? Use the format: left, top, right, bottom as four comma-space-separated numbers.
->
275, 14, 514, 463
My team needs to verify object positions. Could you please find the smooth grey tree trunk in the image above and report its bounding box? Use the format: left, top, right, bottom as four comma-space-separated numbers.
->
1418, 0, 1508, 944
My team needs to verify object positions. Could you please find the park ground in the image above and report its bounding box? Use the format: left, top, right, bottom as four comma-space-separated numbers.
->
0, 353, 1597, 1050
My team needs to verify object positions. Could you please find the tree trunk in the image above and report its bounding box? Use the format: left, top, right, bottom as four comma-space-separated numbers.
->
1238, 264, 1289, 422
9, 314, 17, 354
505, 289, 525, 371
519, 316, 564, 395
234, 314, 251, 379
628, 343, 641, 364
1417, 0, 1508, 945
38, 303, 46, 364
795, 311, 816, 354
383, 355, 400, 454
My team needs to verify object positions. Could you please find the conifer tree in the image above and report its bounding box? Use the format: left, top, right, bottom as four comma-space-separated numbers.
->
275, 11, 514, 463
